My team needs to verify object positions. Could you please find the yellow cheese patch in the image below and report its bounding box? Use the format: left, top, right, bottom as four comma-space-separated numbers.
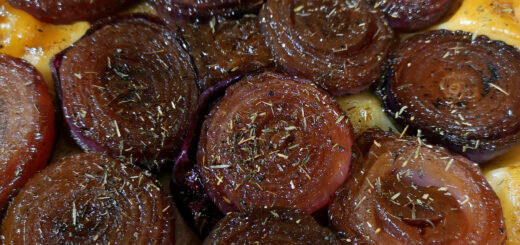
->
0, 0, 90, 95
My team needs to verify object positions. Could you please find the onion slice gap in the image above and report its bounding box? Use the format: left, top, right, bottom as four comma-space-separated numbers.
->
53, 15, 198, 170
369, 0, 455, 32
204, 207, 345, 244
197, 71, 353, 214
1, 153, 175, 244
0, 54, 55, 210
382, 30, 520, 163
177, 15, 273, 91
7, 0, 139, 24
329, 129, 506, 244
260, 0, 394, 96
152, 0, 264, 22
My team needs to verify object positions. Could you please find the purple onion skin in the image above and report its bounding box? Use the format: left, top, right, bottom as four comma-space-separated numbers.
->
173, 72, 249, 186
171, 69, 261, 238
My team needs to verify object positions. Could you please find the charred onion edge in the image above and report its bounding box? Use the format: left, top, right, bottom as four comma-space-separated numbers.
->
379, 30, 520, 163
50, 13, 173, 155
172, 69, 261, 186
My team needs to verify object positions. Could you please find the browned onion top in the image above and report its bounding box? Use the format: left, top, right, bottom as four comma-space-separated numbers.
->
369, 0, 455, 32
383, 30, 520, 162
197, 72, 353, 214
260, 0, 394, 96
153, 0, 264, 22
0, 54, 55, 210
177, 15, 273, 91
57, 16, 198, 169
8, 0, 138, 24
329, 130, 505, 244
1, 153, 174, 244
204, 207, 344, 244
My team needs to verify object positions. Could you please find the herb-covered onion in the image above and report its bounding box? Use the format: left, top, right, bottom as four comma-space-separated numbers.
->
53, 15, 198, 169
177, 15, 273, 91
204, 207, 344, 244
329, 130, 505, 244
152, 0, 264, 22
260, 0, 394, 96
382, 30, 520, 163
369, 0, 455, 32
1, 153, 175, 244
0, 54, 55, 210
197, 72, 353, 213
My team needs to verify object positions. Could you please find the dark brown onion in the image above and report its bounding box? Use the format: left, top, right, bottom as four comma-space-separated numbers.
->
0, 153, 174, 244
382, 30, 520, 163
203, 207, 344, 244
197, 72, 353, 214
369, 0, 455, 32
177, 15, 273, 91
54, 15, 198, 169
7, 0, 138, 24
260, 0, 394, 96
0, 54, 55, 210
152, 0, 264, 22
329, 130, 505, 244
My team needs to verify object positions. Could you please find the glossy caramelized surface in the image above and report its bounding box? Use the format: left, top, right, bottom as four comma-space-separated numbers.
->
197, 72, 353, 214
152, 0, 263, 21
204, 207, 344, 244
260, 0, 394, 96
8, 0, 138, 24
56, 16, 198, 169
384, 30, 520, 162
177, 15, 272, 90
0, 54, 54, 210
1, 153, 174, 244
330, 131, 505, 244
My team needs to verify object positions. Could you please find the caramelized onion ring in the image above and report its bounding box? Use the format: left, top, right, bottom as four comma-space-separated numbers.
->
204, 207, 344, 244
177, 15, 273, 90
260, 0, 394, 95
197, 72, 353, 213
153, 0, 264, 22
370, 0, 455, 32
8, 0, 138, 24
383, 30, 520, 162
0, 54, 55, 210
0, 153, 174, 244
54, 15, 198, 169
329, 130, 505, 244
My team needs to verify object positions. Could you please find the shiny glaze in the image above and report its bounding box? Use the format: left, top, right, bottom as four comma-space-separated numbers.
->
383, 30, 520, 162
197, 72, 353, 213
0, 54, 54, 210
260, 0, 394, 96
329, 130, 505, 244
55, 15, 198, 169
1, 153, 174, 244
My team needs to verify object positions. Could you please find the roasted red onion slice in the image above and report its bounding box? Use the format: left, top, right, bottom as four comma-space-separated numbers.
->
369, 0, 455, 32
204, 207, 344, 244
197, 72, 353, 213
382, 30, 520, 163
54, 15, 198, 169
329, 130, 505, 244
0, 54, 55, 210
177, 15, 273, 90
152, 0, 264, 22
260, 0, 394, 96
1, 153, 174, 244
8, 0, 138, 24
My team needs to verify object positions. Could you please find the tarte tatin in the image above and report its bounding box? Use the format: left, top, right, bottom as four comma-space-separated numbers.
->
1, 0, 520, 244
